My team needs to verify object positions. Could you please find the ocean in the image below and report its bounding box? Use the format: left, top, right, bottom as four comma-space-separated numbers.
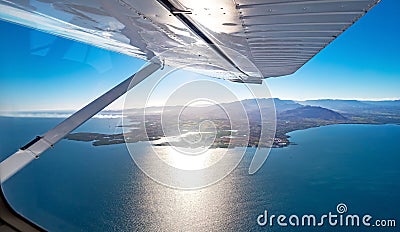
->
0, 117, 399, 231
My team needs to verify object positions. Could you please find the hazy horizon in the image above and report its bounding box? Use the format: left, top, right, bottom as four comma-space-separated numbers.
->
1, 97, 399, 116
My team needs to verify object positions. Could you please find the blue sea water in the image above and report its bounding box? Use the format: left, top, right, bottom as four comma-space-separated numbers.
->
0, 117, 399, 231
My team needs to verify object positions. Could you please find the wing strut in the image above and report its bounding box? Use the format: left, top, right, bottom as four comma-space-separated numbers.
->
0, 62, 162, 184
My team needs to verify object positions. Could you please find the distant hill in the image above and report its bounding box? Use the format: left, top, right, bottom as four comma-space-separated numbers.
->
278, 106, 347, 121
121, 98, 400, 124
273, 98, 303, 113
361, 100, 400, 108
298, 99, 400, 113
123, 98, 344, 121
297, 99, 370, 112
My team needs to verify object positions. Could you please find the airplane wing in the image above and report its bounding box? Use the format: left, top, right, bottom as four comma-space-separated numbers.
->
0, 0, 380, 83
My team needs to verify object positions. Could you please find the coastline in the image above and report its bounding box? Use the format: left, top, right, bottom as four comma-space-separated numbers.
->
64, 122, 400, 149
280, 122, 400, 146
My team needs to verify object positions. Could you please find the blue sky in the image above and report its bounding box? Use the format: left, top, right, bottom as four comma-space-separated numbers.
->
0, 0, 399, 112
266, 0, 400, 100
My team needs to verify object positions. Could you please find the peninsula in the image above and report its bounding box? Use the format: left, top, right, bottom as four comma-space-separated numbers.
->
65, 99, 400, 148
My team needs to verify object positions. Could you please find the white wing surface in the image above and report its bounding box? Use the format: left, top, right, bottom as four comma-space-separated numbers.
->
0, 0, 380, 83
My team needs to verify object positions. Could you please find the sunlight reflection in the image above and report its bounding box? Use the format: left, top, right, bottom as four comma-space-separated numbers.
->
157, 146, 226, 170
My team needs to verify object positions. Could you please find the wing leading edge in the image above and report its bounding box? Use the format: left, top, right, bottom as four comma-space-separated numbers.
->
0, 0, 380, 82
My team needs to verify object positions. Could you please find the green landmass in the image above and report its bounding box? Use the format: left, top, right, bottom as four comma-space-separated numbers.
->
65, 99, 400, 148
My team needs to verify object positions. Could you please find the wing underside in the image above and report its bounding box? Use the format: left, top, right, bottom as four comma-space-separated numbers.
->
0, 0, 380, 83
